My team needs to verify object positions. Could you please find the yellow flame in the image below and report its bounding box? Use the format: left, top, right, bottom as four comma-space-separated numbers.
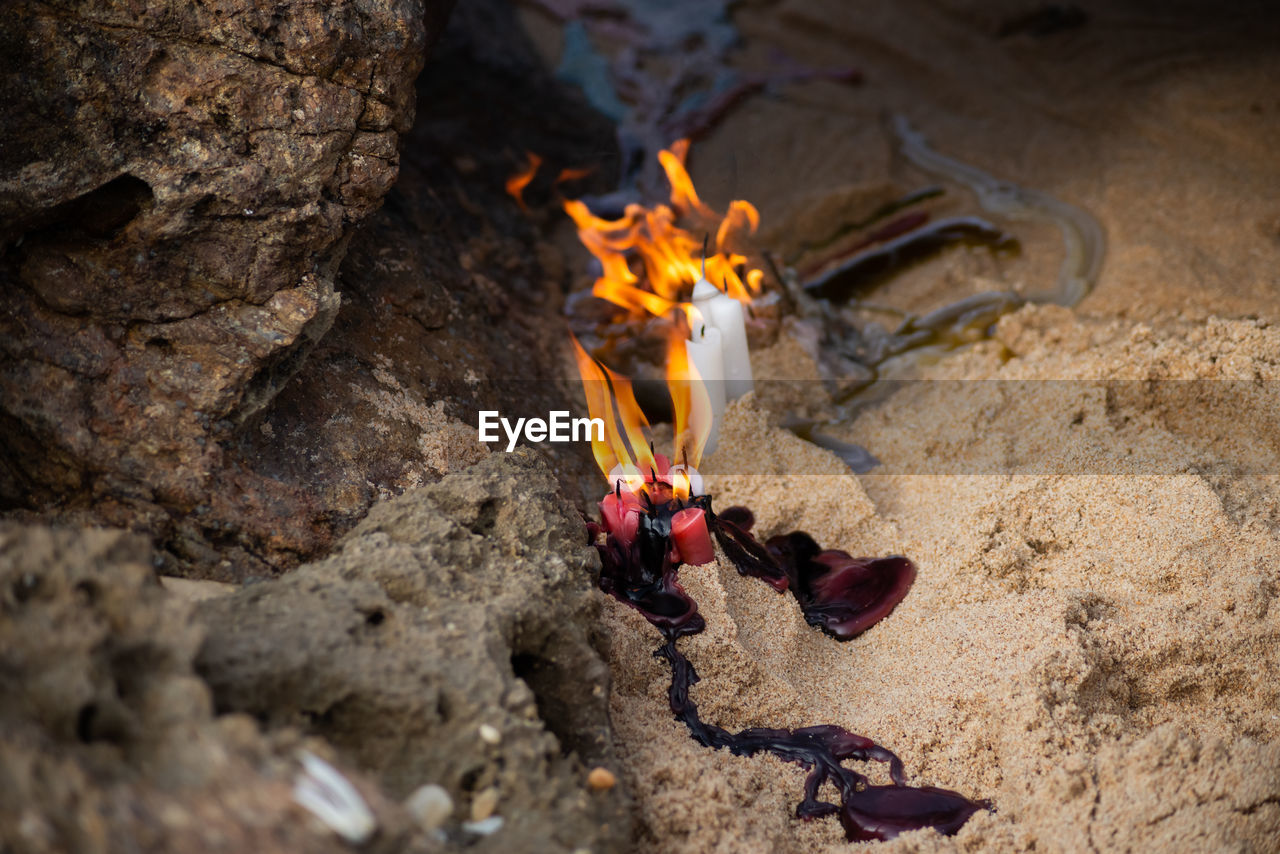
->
658, 139, 716, 220
566, 140, 752, 497
563, 139, 763, 318
570, 333, 657, 488
570, 334, 624, 478
666, 328, 712, 489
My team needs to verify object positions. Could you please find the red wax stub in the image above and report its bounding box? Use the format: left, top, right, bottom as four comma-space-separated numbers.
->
600, 493, 641, 548
644, 453, 672, 486
671, 507, 715, 565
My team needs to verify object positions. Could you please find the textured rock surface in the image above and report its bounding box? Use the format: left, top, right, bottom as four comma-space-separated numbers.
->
0, 0, 615, 581
0, 0, 444, 572
196, 450, 631, 852
223, 0, 621, 577
0, 523, 412, 854
1, 452, 631, 853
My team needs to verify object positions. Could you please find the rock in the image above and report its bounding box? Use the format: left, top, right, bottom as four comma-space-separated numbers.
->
0, 523, 411, 854
224, 0, 623, 576
470, 787, 500, 822
194, 450, 631, 853
0, 0, 445, 575
586, 767, 617, 792
1, 0, 432, 312
0, 0, 620, 581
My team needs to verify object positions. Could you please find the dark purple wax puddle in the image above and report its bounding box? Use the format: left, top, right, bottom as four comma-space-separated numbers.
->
589, 498, 988, 843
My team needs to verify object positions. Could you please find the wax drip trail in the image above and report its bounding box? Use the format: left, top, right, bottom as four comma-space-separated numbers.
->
589, 499, 988, 842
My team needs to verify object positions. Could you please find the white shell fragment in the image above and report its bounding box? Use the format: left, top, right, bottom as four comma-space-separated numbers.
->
293, 751, 377, 845
478, 723, 501, 745
462, 816, 505, 836
405, 783, 453, 832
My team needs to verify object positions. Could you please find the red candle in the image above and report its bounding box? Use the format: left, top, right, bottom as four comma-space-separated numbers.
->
600, 492, 642, 548
671, 506, 715, 565
645, 453, 672, 485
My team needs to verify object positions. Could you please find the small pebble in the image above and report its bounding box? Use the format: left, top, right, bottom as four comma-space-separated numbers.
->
405, 784, 453, 832
471, 787, 500, 821
586, 767, 616, 791
479, 723, 501, 745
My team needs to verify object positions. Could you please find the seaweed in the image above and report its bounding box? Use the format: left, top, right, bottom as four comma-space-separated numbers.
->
782, 419, 881, 474
588, 493, 988, 841
803, 215, 1019, 301
794, 186, 946, 261
888, 115, 1105, 305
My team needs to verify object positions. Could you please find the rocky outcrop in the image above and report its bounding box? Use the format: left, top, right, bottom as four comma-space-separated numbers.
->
1, 451, 630, 853
0, 0, 617, 581
196, 450, 630, 852
0, 0, 445, 571
0, 522, 410, 854
214, 0, 621, 579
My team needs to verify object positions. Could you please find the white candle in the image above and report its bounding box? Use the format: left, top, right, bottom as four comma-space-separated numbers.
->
666, 463, 704, 496
691, 277, 754, 399
685, 319, 725, 456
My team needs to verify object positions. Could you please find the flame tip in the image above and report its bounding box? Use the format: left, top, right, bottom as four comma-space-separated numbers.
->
572, 139, 756, 492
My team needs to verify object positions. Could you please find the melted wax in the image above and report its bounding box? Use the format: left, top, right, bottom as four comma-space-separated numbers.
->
589, 496, 986, 842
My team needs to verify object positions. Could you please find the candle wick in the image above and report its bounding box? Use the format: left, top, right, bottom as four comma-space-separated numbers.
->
700, 324, 706, 338
701, 234, 708, 279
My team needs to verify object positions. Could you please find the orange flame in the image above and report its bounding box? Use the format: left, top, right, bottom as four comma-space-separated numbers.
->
555, 166, 595, 185
571, 329, 711, 502
564, 139, 763, 317
571, 334, 657, 489
666, 328, 712, 499
505, 152, 542, 212
567, 140, 757, 499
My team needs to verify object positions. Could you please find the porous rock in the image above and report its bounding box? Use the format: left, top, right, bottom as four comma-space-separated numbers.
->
0, 522, 410, 854
0, 0, 447, 571
225, 0, 622, 575
195, 450, 631, 853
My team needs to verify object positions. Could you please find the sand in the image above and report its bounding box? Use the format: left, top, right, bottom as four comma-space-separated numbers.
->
601, 306, 1280, 852
519, 1, 1280, 848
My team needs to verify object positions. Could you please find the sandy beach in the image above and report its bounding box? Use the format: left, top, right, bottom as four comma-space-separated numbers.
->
585, 3, 1280, 848
604, 308, 1280, 851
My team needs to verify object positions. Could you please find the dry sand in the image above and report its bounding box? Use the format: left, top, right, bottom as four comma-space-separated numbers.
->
537, 1, 1280, 848
602, 307, 1280, 852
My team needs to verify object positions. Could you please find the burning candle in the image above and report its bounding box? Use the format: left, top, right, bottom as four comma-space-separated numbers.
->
671, 506, 714, 565
691, 276, 754, 400
600, 487, 642, 549
666, 463, 703, 497
685, 317, 726, 457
